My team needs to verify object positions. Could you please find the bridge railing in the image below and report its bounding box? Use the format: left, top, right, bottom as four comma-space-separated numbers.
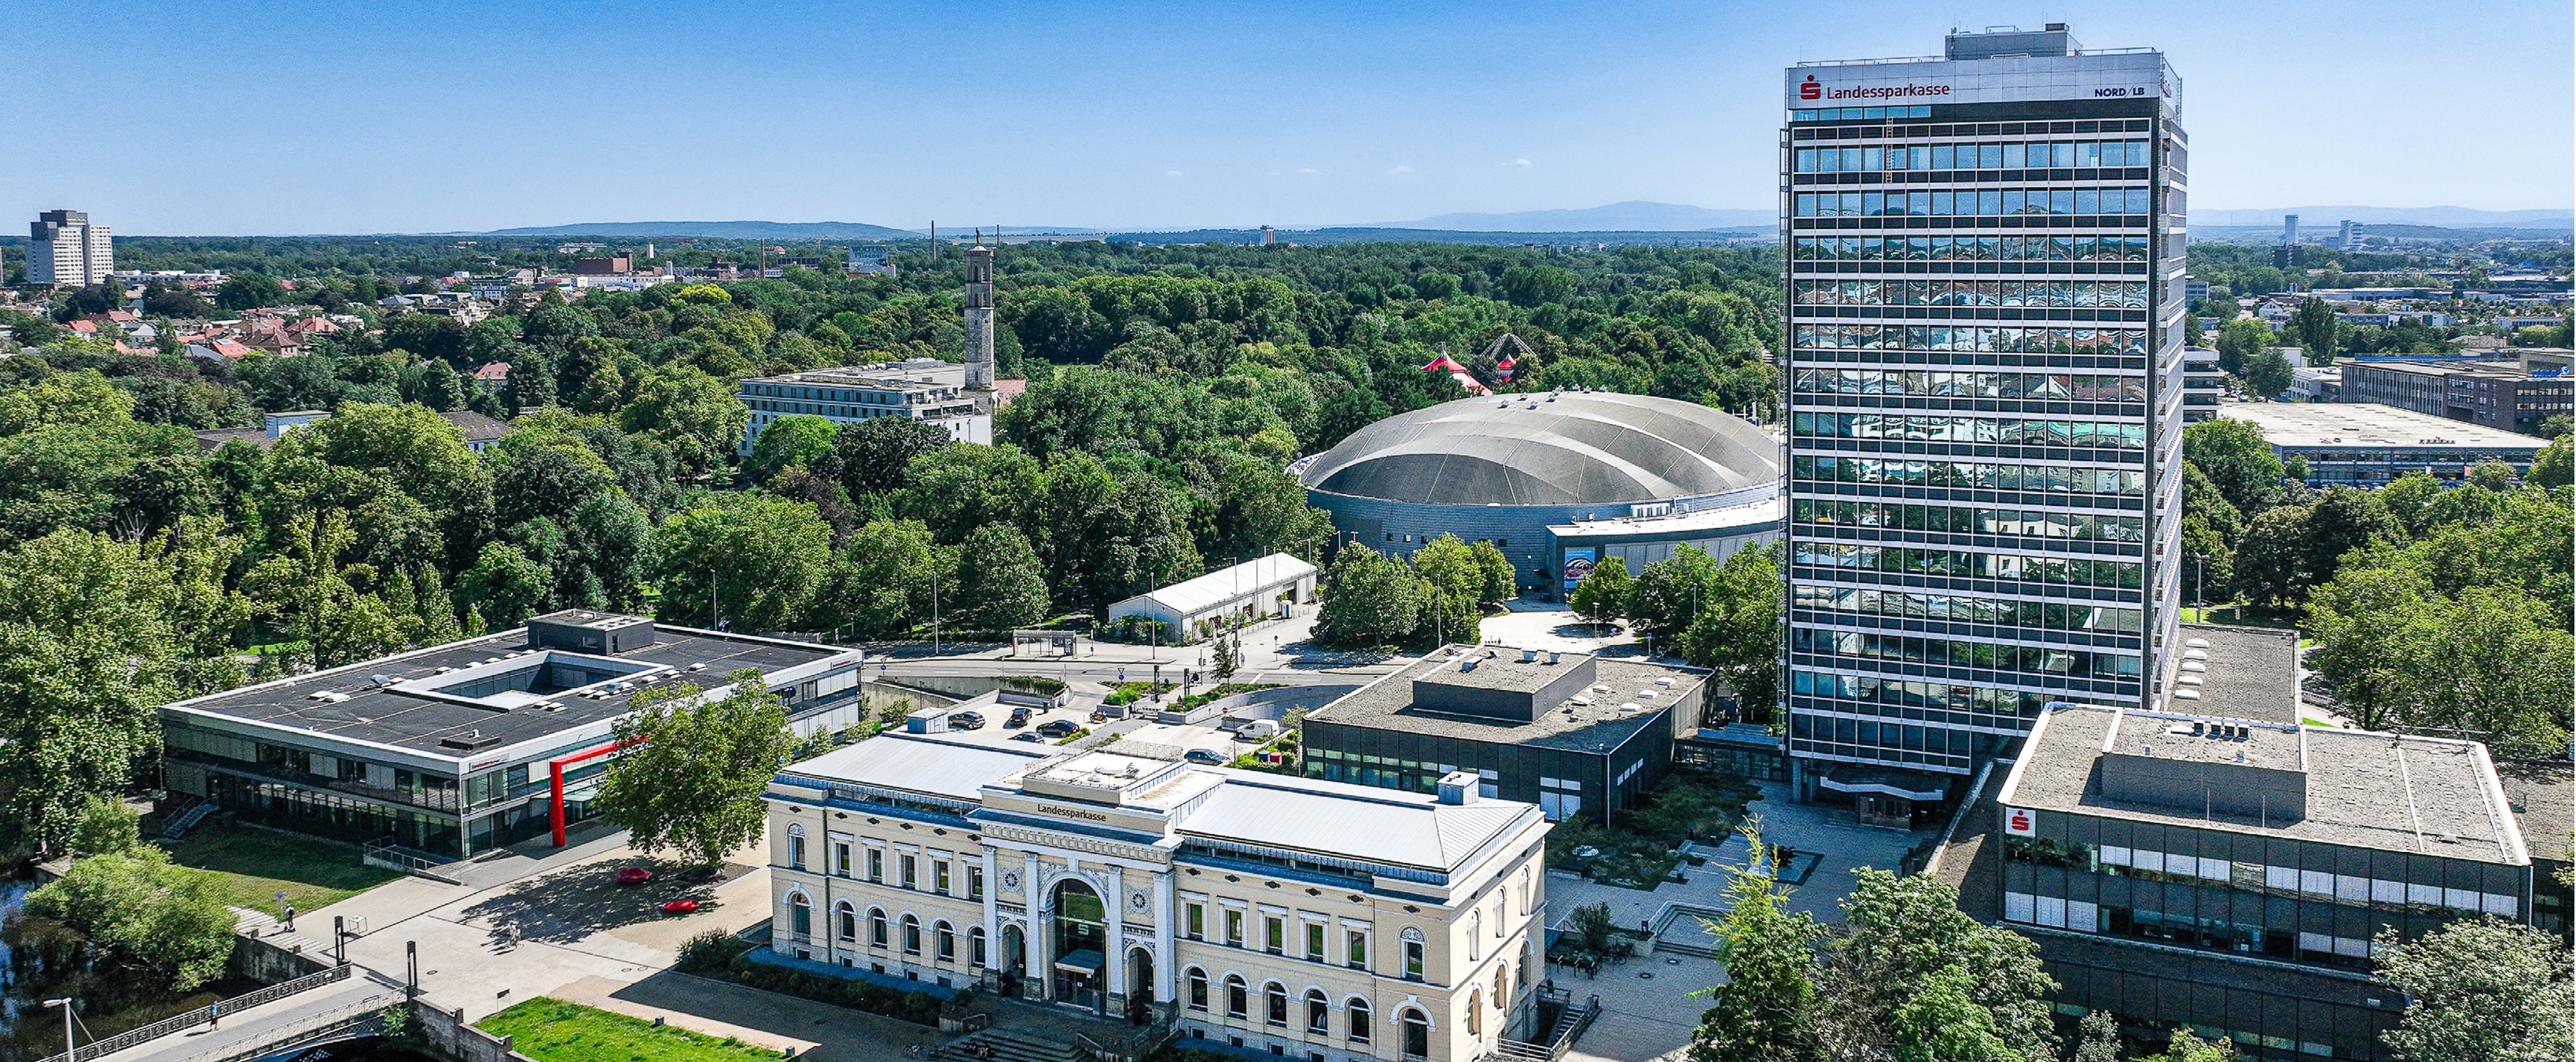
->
34, 964, 354, 1062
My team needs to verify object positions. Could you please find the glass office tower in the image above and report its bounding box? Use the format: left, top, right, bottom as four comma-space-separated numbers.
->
1780, 24, 2187, 807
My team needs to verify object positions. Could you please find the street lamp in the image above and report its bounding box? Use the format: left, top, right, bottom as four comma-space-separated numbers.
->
43, 998, 72, 1061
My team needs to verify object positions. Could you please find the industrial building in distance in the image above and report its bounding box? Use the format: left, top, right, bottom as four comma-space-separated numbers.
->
2336, 350, 2574, 434
2215, 402, 2547, 485
1294, 391, 1781, 596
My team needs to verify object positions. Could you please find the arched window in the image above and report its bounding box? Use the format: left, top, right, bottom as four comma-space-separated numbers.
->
1466, 990, 1481, 1036
969, 926, 987, 968
788, 891, 811, 938
1305, 989, 1330, 1034
1346, 997, 1372, 1044
1186, 968, 1209, 1011
1493, 897, 1505, 938
786, 824, 807, 869
835, 901, 856, 941
902, 914, 922, 955
935, 920, 955, 961
1494, 968, 1509, 1009
1401, 927, 1426, 980
1224, 975, 1249, 1019
1400, 1007, 1430, 1059
1520, 868, 1533, 915
1264, 982, 1289, 1027
869, 908, 889, 947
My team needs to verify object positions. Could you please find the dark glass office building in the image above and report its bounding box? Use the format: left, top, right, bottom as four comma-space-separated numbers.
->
1781, 24, 2189, 806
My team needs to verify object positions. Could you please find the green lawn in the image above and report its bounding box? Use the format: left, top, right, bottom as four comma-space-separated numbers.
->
478, 998, 784, 1062
164, 825, 401, 915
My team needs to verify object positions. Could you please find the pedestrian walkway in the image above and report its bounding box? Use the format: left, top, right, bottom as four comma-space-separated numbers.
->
83, 975, 400, 1062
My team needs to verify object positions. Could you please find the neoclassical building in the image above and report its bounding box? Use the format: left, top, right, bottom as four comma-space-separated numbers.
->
764, 735, 1551, 1062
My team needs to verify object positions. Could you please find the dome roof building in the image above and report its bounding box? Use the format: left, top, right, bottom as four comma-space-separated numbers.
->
1294, 392, 1784, 596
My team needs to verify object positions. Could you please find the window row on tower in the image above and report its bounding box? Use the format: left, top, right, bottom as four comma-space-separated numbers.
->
1792, 324, 2144, 356
1795, 187, 2152, 219
1792, 498, 2146, 546
1793, 278, 2147, 311
1793, 234, 2151, 264
1792, 455, 2147, 497
1793, 139, 2151, 173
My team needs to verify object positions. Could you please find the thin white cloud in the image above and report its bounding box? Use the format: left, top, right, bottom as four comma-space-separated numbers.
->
1386, 164, 1415, 176
1166, 170, 1184, 177
1511, 158, 1533, 167
1298, 167, 1322, 175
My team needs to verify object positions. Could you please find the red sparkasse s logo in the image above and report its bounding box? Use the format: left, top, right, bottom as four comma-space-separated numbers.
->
2004, 807, 2036, 836
1800, 75, 1821, 101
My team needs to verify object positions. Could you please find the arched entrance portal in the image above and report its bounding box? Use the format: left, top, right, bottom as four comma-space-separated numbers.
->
1000, 925, 1027, 997
1124, 947, 1156, 1023
1050, 879, 1107, 1012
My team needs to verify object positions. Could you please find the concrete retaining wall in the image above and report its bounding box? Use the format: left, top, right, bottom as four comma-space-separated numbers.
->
1156, 684, 1359, 725
413, 1001, 542, 1062
230, 927, 335, 983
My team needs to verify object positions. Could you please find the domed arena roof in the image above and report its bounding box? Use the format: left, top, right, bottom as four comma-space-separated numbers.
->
1299, 391, 1779, 507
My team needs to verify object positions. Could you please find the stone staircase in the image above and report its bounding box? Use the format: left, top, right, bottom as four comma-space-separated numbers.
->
935, 1028, 1086, 1062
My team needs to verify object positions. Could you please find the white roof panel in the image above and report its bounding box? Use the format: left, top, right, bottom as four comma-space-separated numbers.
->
1121, 553, 1316, 617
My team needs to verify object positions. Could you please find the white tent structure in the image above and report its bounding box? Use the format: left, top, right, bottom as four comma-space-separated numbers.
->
1108, 553, 1318, 643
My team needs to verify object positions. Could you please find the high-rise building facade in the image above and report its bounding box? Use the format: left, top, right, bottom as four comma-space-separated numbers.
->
28, 208, 113, 287
1780, 24, 2188, 809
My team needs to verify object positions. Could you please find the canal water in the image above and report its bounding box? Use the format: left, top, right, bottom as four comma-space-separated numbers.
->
0, 873, 257, 1062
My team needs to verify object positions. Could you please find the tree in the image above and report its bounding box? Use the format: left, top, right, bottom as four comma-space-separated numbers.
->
26, 847, 237, 991
2527, 433, 2572, 489
454, 541, 550, 629
2144, 1031, 2236, 1062
1688, 819, 1822, 1062
2212, 319, 2272, 375
2244, 347, 2295, 399
808, 519, 940, 639
2466, 459, 2517, 492
1211, 630, 1238, 682
2183, 419, 2288, 520
0, 530, 178, 853
2287, 297, 2339, 365
215, 271, 289, 311
620, 367, 749, 478
592, 670, 793, 869
743, 414, 839, 485
826, 414, 955, 498
2299, 485, 2400, 586
2231, 503, 2313, 610
948, 523, 1051, 632
1567, 901, 1615, 952
2372, 916, 2573, 1062
1817, 870, 2055, 1062
1633, 545, 1723, 639
1570, 556, 1633, 631
1411, 533, 1489, 645
70, 795, 142, 856
648, 493, 832, 632
1470, 540, 1517, 603
1678, 546, 1782, 721
2070, 1011, 2122, 1062
1313, 545, 1426, 649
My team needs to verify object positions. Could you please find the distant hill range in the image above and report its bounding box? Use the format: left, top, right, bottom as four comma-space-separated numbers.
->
2191, 205, 2572, 229
1363, 201, 1775, 232
485, 220, 922, 240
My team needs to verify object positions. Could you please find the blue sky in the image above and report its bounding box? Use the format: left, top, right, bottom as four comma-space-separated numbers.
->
6, 0, 2568, 234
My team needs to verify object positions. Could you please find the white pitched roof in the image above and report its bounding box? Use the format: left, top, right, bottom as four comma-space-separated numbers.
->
1176, 776, 1533, 872
1121, 553, 1316, 617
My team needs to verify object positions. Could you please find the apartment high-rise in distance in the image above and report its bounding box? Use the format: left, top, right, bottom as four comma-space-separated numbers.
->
1780, 24, 2187, 816
28, 209, 114, 287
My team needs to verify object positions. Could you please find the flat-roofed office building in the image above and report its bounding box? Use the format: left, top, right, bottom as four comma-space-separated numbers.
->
1781, 24, 2189, 816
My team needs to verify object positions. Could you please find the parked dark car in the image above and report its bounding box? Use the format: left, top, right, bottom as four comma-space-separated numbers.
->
1010, 732, 1048, 743
1183, 748, 1230, 765
948, 711, 984, 729
1005, 708, 1031, 728
1036, 719, 1081, 739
